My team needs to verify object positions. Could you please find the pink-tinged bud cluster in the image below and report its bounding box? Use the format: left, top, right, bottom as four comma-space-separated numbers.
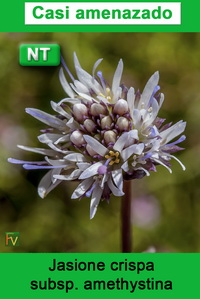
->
69, 100, 132, 154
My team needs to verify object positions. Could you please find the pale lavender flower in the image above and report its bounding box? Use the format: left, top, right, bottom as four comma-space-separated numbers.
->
8, 53, 186, 218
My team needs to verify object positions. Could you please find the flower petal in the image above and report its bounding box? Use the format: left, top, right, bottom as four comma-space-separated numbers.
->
92, 58, 103, 77
64, 153, 87, 162
139, 71, 159, 109
77, 162, 91, 171
83, 135, 107, 156
90, 185, 103, 219
51, 167, 62, 183
136, 167, 150, 176
121, 161, 129, 172
112, 169, 123, 192
166, 154, 186, 171
72, 80, 90, 94
113, 131, 129, 152
17, 145, 56, 156
59, 68, 75, 98
79, 162, 103, 179
163, 135, 186, 147
112, 59, 123, 96
127, 87, 135, 118
50, 100, 71, 119
75, 65, 103, 95
71, 178, 93, 199
23, 164, 66, 170
121, 143, 144, 161
160, 121, 186, 144
151, 157, 172, 173
38, 170, 61, 198
66, 118, 79, 130
26, 108, 66, 130
54, 169, 82, 181
8, 158, 45, 165
107, 177, 124, 197
38, 133, 65, 144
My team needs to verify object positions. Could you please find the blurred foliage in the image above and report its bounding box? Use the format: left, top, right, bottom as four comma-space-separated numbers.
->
0, 32, 200, 253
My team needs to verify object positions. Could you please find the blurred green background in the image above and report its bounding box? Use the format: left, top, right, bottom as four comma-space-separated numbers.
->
0, 32, 199, 253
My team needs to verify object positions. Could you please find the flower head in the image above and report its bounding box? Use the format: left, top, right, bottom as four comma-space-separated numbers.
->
8, 53, 186, 218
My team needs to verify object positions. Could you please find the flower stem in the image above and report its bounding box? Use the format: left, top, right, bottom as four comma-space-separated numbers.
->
121, 180, 132, 253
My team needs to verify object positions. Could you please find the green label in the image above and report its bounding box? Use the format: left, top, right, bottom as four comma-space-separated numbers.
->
0, 253, 200, 297
19, 44, 60, 66
5, 232, 20, 246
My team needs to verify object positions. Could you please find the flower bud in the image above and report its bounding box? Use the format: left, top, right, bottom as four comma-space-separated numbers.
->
101, 116, 112, 129
73, 103, 88, 121
104, 130, 117, 144
83, 119, 96, 132
70, 130, 85, 146
86, 144, 97, 157
90, 103, 106, 116
116, 117, 129, 131
113, 99, 128, 115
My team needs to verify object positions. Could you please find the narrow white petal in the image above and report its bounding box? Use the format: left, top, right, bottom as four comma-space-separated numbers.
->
51, 168, 62, 183
113, 86, 122, 102
38, 133, 64, 144
112, 59, 123, 94
96, 95, 108, 103
26, 108, 66, 130
107, 177, 124, 197
136, 167, 150, 176
79, 162, 103, 179
167, 154, 186, 171
73, 52, 82, 69
17, 145, 56, 156
76, 92, 94, 103
101, 173, 108, 188
45, 157, 73, 167
152, 158, 172, 173
54, 169, 82, 181
160, 121, 186, 145
38, 170, 61, 198
77, 162, 91, 171
59, 68, 75, 98
83, 135, 107, 156
50, 100, 71, 119
132, 109, 142, 129
58, 98, 81, 105
139, 71, 159, 109
124, 129, 139, 148
54, 134, 70, 145
71, 178, 93, 199
92, 58, 103, 77
66, 118, 79, 130
121, 161, 129, 172
47, 143, 70, 154
130, 129, 139, 140
90, 185, 103, 219
121, 143, 144, 161
113, 131, 129, 152
73, 80, 90, 94
64, 153, 87, 162
112, 169, 123, 191
159, 93, 164, 108
75, 66, 102, 95
127, 87, 135, 118
143, 98, 159, 128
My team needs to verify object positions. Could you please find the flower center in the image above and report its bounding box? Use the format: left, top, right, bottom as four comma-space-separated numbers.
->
105, 151, 120, 166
